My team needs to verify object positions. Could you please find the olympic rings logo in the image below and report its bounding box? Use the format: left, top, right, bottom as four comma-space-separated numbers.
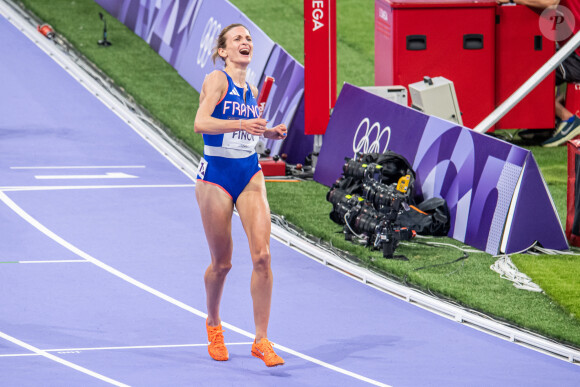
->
197, 17, 221, 68
352, 117, 391, 156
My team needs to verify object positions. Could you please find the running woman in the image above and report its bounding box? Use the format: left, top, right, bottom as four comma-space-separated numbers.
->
193, 23, 287, 367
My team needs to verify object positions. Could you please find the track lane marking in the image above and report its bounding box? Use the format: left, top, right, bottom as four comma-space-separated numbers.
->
0, 342, 255, 357
1, 260, 88, 264
0, 184, 196, 192
0, 191, 391, 387
11, 166, 146, 169
35, 172, 138, 180
0, 331, 129, 386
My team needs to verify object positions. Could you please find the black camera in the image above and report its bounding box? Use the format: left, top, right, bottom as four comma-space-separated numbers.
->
362, 178, 397, 210
342, 159, 367, 180
374, 222, 416, 258
327, 188, 365, 225
327, 153, 419, 259
352, 204, 384, 235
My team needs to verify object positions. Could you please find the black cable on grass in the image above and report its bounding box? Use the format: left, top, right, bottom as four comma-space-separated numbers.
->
403, 241, 469, 285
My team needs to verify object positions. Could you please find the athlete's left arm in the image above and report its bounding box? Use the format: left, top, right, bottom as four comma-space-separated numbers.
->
250, 84, 288, 140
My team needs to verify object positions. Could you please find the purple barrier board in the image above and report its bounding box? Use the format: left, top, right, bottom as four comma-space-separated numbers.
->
95, 0, 121, 16
95, 0, 274, 90
314, 84, 568, 254
95, 0, 308, 163
95, 0, 201, 67
259, 45, 307, 160
173, 0, 274, 91
279, 98, 312, 165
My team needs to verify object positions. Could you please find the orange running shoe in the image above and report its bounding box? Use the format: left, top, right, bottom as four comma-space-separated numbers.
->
206, 320, 229, 361
251, 338, 284, 367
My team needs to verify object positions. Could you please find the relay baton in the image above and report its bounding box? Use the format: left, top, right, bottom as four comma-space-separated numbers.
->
257, 76, 274, 118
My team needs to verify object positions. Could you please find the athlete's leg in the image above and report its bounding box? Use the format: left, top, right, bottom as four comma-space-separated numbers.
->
195, 180, 235, 327
556, 98, 574, 121
235, 172, 273, 341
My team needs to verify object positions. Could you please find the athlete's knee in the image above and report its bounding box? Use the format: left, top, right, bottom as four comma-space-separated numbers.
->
211, 261, 233, 277
252, 249, 271, 273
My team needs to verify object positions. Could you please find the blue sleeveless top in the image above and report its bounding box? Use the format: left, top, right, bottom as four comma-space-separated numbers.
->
203, 71, 260, 158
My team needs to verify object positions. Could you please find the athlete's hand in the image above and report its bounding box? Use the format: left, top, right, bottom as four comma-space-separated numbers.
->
241, 118, 268, 136
264, 124, 287, 140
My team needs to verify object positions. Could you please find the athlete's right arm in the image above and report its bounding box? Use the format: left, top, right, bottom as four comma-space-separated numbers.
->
194, 71, 267, 136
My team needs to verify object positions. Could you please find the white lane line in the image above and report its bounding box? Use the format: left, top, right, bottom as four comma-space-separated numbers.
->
0, 342, 255, 358
35, 172, 138, 180
19, 260, 89, 264
0, 260, 88, 264
0, 191, 391, 387
0, 331, 129, 387
11, 166, 146, 170
0, 184, 196, 192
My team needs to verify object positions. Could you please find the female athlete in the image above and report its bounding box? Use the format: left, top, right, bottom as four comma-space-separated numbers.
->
193, 23, 287, 367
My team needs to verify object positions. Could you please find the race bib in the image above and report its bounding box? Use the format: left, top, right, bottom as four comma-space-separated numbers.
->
197, 157, 208, 179
222, 130, 260, 152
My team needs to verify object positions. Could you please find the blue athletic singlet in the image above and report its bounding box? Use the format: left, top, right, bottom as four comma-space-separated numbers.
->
196, 70, 262, 203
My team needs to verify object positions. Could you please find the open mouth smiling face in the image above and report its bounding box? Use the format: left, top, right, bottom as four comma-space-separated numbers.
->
225, 26, 253, 63
235, 38, 252, 62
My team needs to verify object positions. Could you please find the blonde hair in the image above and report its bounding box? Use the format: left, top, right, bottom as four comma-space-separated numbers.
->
211, 23, 250, 66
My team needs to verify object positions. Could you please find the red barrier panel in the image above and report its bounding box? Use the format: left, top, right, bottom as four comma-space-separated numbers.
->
374, 0, 496, 129
304, 0, 336, 135
495, 5, 556, 130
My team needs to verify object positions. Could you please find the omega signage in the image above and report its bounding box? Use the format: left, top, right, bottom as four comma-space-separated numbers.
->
304, 0, 336, 135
